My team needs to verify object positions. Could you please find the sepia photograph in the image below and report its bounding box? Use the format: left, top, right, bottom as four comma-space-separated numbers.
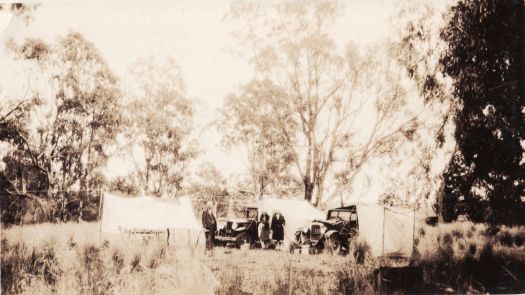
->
0, 0, 523, 294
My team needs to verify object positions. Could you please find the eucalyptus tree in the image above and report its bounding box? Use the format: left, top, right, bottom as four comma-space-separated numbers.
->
125, 58, 197, 197
1, 33, 122, 223
225, 0, 426, 206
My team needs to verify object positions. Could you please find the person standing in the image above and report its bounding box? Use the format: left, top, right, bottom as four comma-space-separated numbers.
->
259, 211, 271, 249
202, 201, 217, 253
271, 211, 285, 250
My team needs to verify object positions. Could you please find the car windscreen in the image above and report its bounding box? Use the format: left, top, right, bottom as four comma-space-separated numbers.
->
328, 210, 353, 220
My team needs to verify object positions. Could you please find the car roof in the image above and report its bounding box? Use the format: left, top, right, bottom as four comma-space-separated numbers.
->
329, 205, 357, 211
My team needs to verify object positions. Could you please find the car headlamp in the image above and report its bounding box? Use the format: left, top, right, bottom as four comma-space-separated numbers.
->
231, 222, 238, 229
302, 227, 309, 234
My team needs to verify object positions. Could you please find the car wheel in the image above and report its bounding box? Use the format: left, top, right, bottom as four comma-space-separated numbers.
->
236, 233, 252, 249
326, 236, 341, 255
315, 242, 324, 254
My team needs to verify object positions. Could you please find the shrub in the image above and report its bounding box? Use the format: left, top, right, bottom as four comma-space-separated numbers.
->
513, 232, 524, 247
216, 270, 245, 295
1, 239, 29, 293
352, 239, 372, 265
111, 249, 124, 274
451, 229, 464, 239
68, 236, 77, 249
441, 233, 453, 246
484, 225, 500, 237
101, 239, 110, 249
479, 242, 494, 262
1, 239, 61, 294
130, 253, 142, 273
498, 231, 514, 247
468, 243, 476, 256
457, 241, 465, 251
335, 263, 377, 295
77, 244, 112, 294
35, 244, 61, 286
466, 228, 474, 238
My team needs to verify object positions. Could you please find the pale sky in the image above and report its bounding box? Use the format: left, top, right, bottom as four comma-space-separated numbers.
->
1, 1, 453, 205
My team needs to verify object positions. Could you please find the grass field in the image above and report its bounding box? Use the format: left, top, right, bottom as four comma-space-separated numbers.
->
2, 221, 525, 294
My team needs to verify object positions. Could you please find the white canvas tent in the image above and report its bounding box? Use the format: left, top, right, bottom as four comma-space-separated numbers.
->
251, 198, 325, 246
356, 203, 415, 257
100, 192, 204, 248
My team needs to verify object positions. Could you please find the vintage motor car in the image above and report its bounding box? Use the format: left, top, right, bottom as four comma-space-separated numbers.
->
292, 205, 358, 254
214, 207, 259, 248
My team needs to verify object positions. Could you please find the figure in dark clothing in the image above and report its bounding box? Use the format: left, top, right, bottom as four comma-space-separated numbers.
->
202, 201, 216, 252
259, 211, 271, 249
271, 211, 285, 250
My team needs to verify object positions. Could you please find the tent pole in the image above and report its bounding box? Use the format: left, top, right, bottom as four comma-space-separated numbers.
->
412, 207, 416, 254
382, 207, 385, 257
98, 192, 104, 243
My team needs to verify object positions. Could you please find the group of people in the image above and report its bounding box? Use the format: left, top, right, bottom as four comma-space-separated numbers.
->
201, 201, 286, 251
258, 211, 285, 250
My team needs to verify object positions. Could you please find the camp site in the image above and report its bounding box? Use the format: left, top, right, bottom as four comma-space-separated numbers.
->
1, 1, 524, 294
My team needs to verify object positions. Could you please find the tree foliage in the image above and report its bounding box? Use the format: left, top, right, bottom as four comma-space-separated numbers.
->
1, 33, 122, 224
388, 1, 457, 212
217, 80, 301, 198
125, 57, 197, 197
439, 0, 524, 224
224, 0, 432, 206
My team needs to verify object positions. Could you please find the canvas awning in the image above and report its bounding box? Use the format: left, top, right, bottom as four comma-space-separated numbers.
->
100, 192, 203, 233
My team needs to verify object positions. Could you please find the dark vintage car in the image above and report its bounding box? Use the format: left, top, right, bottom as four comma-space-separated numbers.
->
215, 207, 259, 248
292, 205, 358, 254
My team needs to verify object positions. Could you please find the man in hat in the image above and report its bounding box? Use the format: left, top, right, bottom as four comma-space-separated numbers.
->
202, 201, 217, 252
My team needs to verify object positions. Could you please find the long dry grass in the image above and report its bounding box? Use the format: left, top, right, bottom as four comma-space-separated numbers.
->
412, 221, 525, 293
2, 222, 370, 294
1, 223, 217, 294
2, 221, 525, 294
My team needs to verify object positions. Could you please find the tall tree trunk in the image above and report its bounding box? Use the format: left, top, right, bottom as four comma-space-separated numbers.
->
304, 176, 314, 202
436, 176, 445, 223
145, 159, 151, 194
314, 179, 324, 207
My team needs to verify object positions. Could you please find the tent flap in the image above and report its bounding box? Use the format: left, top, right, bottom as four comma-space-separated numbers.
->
357, 204, 414, 257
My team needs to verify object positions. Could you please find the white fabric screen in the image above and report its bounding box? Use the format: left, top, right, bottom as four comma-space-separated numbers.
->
356, 204, 414, 257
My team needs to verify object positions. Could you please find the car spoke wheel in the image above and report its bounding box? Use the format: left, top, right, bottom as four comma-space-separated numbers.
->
236, 233, 251, 249
326, 236, 341, 255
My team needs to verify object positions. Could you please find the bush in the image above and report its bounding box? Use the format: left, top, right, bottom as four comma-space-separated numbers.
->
466, 228, 474, 238
513, 232, 524, 247
441, 233, 453, 246
1, 239, 62, 294
352, 239, 372, 265
77, 244, 113, 294
484, 225, 500, 237
498, 231, 514, 247
111, 249, 124, 274
216, 270, 245, 295
335, 263, 377, 294
130, 253, 142, 273
1, 239, 28, 293
468, 243, 476, 256
451, 229, 464, 239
